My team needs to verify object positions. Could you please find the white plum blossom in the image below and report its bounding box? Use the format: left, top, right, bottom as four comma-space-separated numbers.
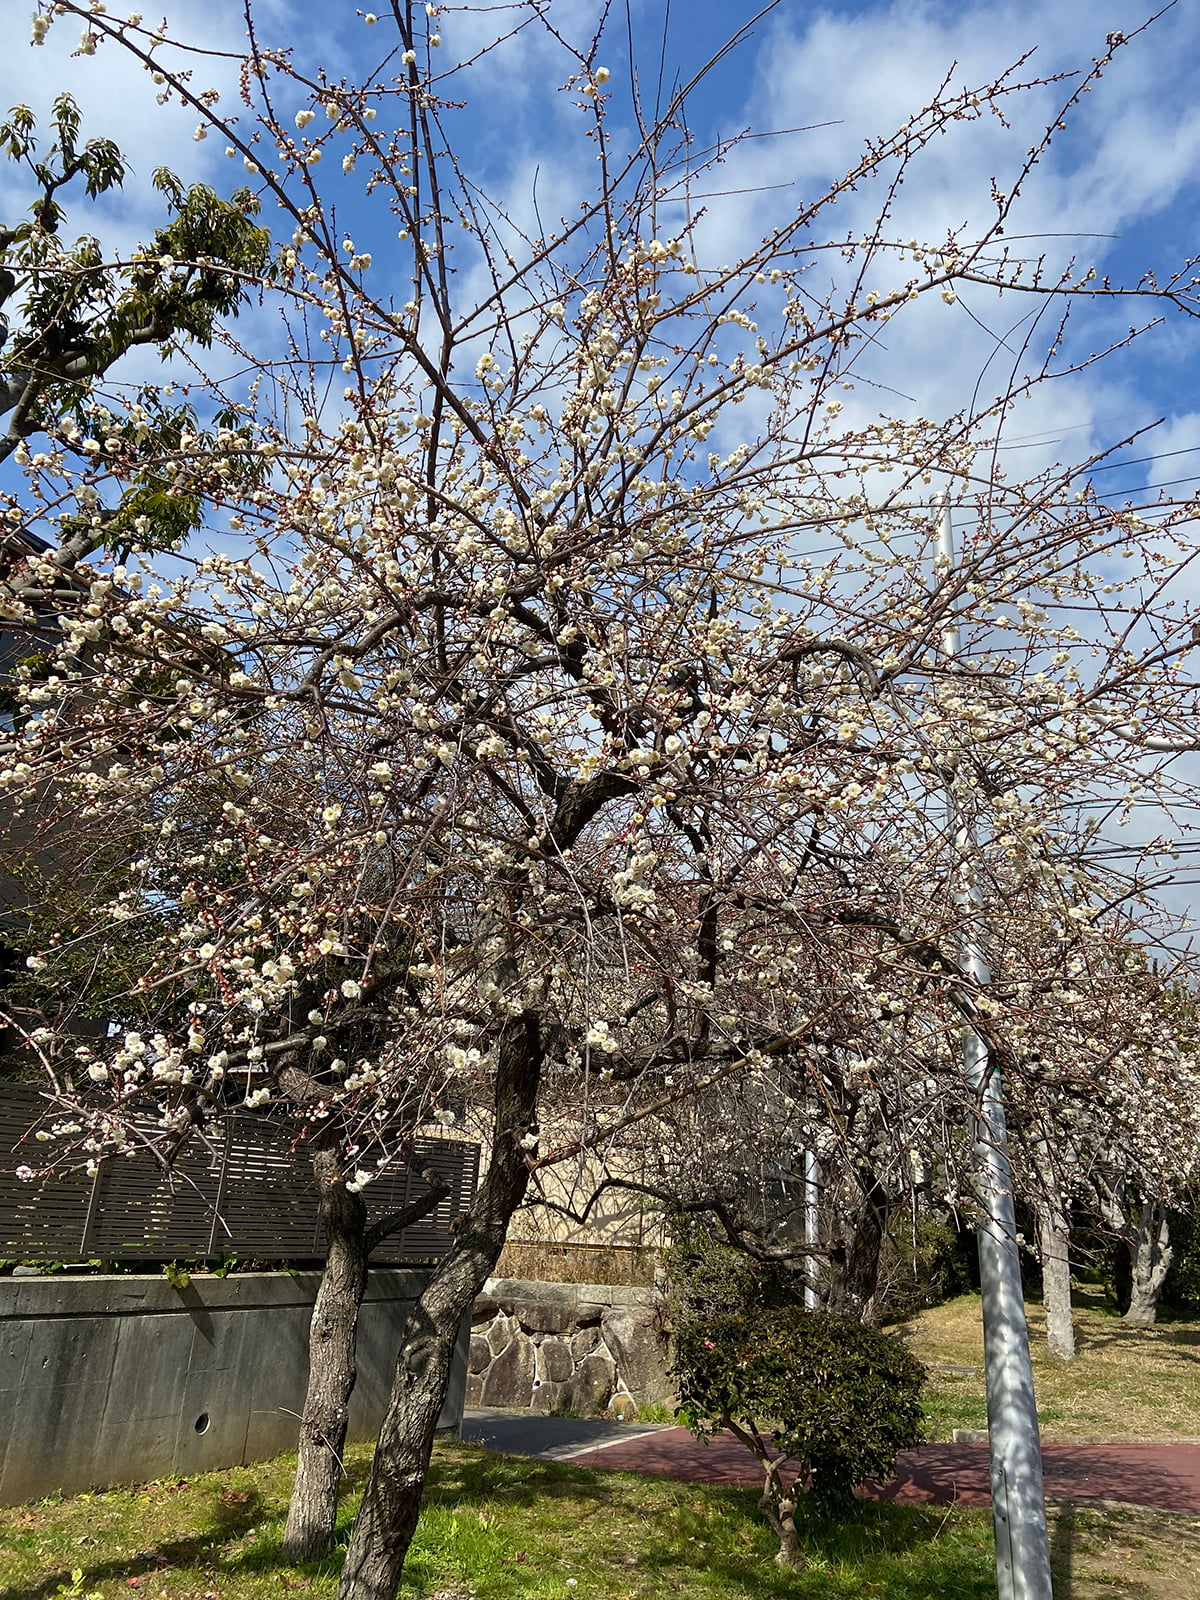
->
4, 15, 1200, 1575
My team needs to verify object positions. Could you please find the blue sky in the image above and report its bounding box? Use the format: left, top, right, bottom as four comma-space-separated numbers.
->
7, 0, 1200, 493
7, 0, 1200, 631
6, 0, 1200, 917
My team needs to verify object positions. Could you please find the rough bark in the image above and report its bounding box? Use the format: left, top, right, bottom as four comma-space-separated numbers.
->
1028, 1137, 1075, 1359
1036, 1197, 1075, 1360
283, 1142, 451, 1563
1096, 1169, 1175, 1329
335, 1011, 542, 1600
826, 1168, 896, 1325
283, 1146, 369, 1562
1123, 1202, 1173, 1327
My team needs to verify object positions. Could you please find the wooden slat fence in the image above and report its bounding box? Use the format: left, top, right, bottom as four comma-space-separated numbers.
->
0, 1086, 477, 1263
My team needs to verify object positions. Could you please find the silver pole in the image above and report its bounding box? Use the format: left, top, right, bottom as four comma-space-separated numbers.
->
938, 497, 1054, 1600
803, 1148, 819, 1310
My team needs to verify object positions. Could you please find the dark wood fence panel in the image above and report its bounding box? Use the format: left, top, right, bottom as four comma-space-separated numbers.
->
0, 1087, 478, 1262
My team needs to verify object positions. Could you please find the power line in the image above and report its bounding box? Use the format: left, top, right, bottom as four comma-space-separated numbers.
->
1084, 443, 1200, 476
1089, 472, 1200, 501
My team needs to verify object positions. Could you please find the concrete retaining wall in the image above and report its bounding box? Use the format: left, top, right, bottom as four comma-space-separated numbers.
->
0, 1268, 467, 1505
468, 1278, 674, 1418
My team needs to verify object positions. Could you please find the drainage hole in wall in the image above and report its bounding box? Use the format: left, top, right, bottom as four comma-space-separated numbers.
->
194, 1413, 210, 1434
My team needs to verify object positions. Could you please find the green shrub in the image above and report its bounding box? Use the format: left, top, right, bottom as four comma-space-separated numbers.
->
662, 1213, 803, 1327
675, 1308, 926, 1510
876, 1213, 975, 1323
672, 1306, 925, 1567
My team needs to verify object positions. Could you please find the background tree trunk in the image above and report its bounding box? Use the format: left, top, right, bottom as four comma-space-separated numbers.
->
1036, 1200, 1075, 1359
1124, 1202, 1173, 1326
826, 1170, 896, 1325
283, 1147, 369, 1561
1028, 1137, 1075, 1359
1036, 1195, 1075, 1360
335, 1011, 542, 1600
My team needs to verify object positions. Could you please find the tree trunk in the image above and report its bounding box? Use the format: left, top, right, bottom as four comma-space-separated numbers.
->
722, 1415, 807, 1569
1123, 1202, 1173, 1327
827, 1169, 895, 1325
1036, 1198, 1075, 1360
336, 1011, 542, 1600
283, 1148, 370, 1562
1029, 1137, 1075, 1359
760, 1458, 806, 1571
282, 1130, 452, 1564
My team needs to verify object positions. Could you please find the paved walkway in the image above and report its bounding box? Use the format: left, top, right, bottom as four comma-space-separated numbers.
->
461, 1412, 1200, 1514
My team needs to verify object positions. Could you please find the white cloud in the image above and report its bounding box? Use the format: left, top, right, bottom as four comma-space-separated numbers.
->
3, 10, 243, 228
622, 0, 1192, 519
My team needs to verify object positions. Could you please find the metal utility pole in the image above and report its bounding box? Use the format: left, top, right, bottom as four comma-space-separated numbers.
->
938, 497, 1054, 1600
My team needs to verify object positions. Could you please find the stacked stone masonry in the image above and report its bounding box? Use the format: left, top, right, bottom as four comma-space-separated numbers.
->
467, 1277, 674, 1418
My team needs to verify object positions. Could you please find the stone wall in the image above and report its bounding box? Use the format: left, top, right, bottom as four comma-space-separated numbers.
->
493, 1240, 658, 1288
467, 1277, 673, 1418
0, 1268, 468, 1505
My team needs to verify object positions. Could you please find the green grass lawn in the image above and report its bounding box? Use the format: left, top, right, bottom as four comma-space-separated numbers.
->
4, 1289, 1200, 1600
2, 1437, 1197, 1600
0, 1437, 994, 1600
904, 1291, 1200, 1443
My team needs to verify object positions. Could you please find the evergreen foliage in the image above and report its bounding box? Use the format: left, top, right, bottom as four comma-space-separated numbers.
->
673, 1306, 926, 1514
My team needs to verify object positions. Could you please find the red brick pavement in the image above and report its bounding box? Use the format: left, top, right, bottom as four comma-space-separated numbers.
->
560, 1427, 1200, 1514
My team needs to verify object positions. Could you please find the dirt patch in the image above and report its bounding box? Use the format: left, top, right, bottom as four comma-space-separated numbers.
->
1048, 1503, 1200, 1599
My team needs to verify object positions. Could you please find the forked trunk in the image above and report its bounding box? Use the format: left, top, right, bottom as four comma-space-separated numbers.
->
283, 1135, 451, 1564
722, 1416, 807, 1570
283, 1150, 369, 1562
336, 1012, 542, 1600
1123, 1202, 1172, 1327
1036, 1198, 1075, 1360
760, 1458, 807, 1571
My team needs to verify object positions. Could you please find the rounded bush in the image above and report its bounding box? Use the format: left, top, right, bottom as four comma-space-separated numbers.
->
673, 1306, 926, 1511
